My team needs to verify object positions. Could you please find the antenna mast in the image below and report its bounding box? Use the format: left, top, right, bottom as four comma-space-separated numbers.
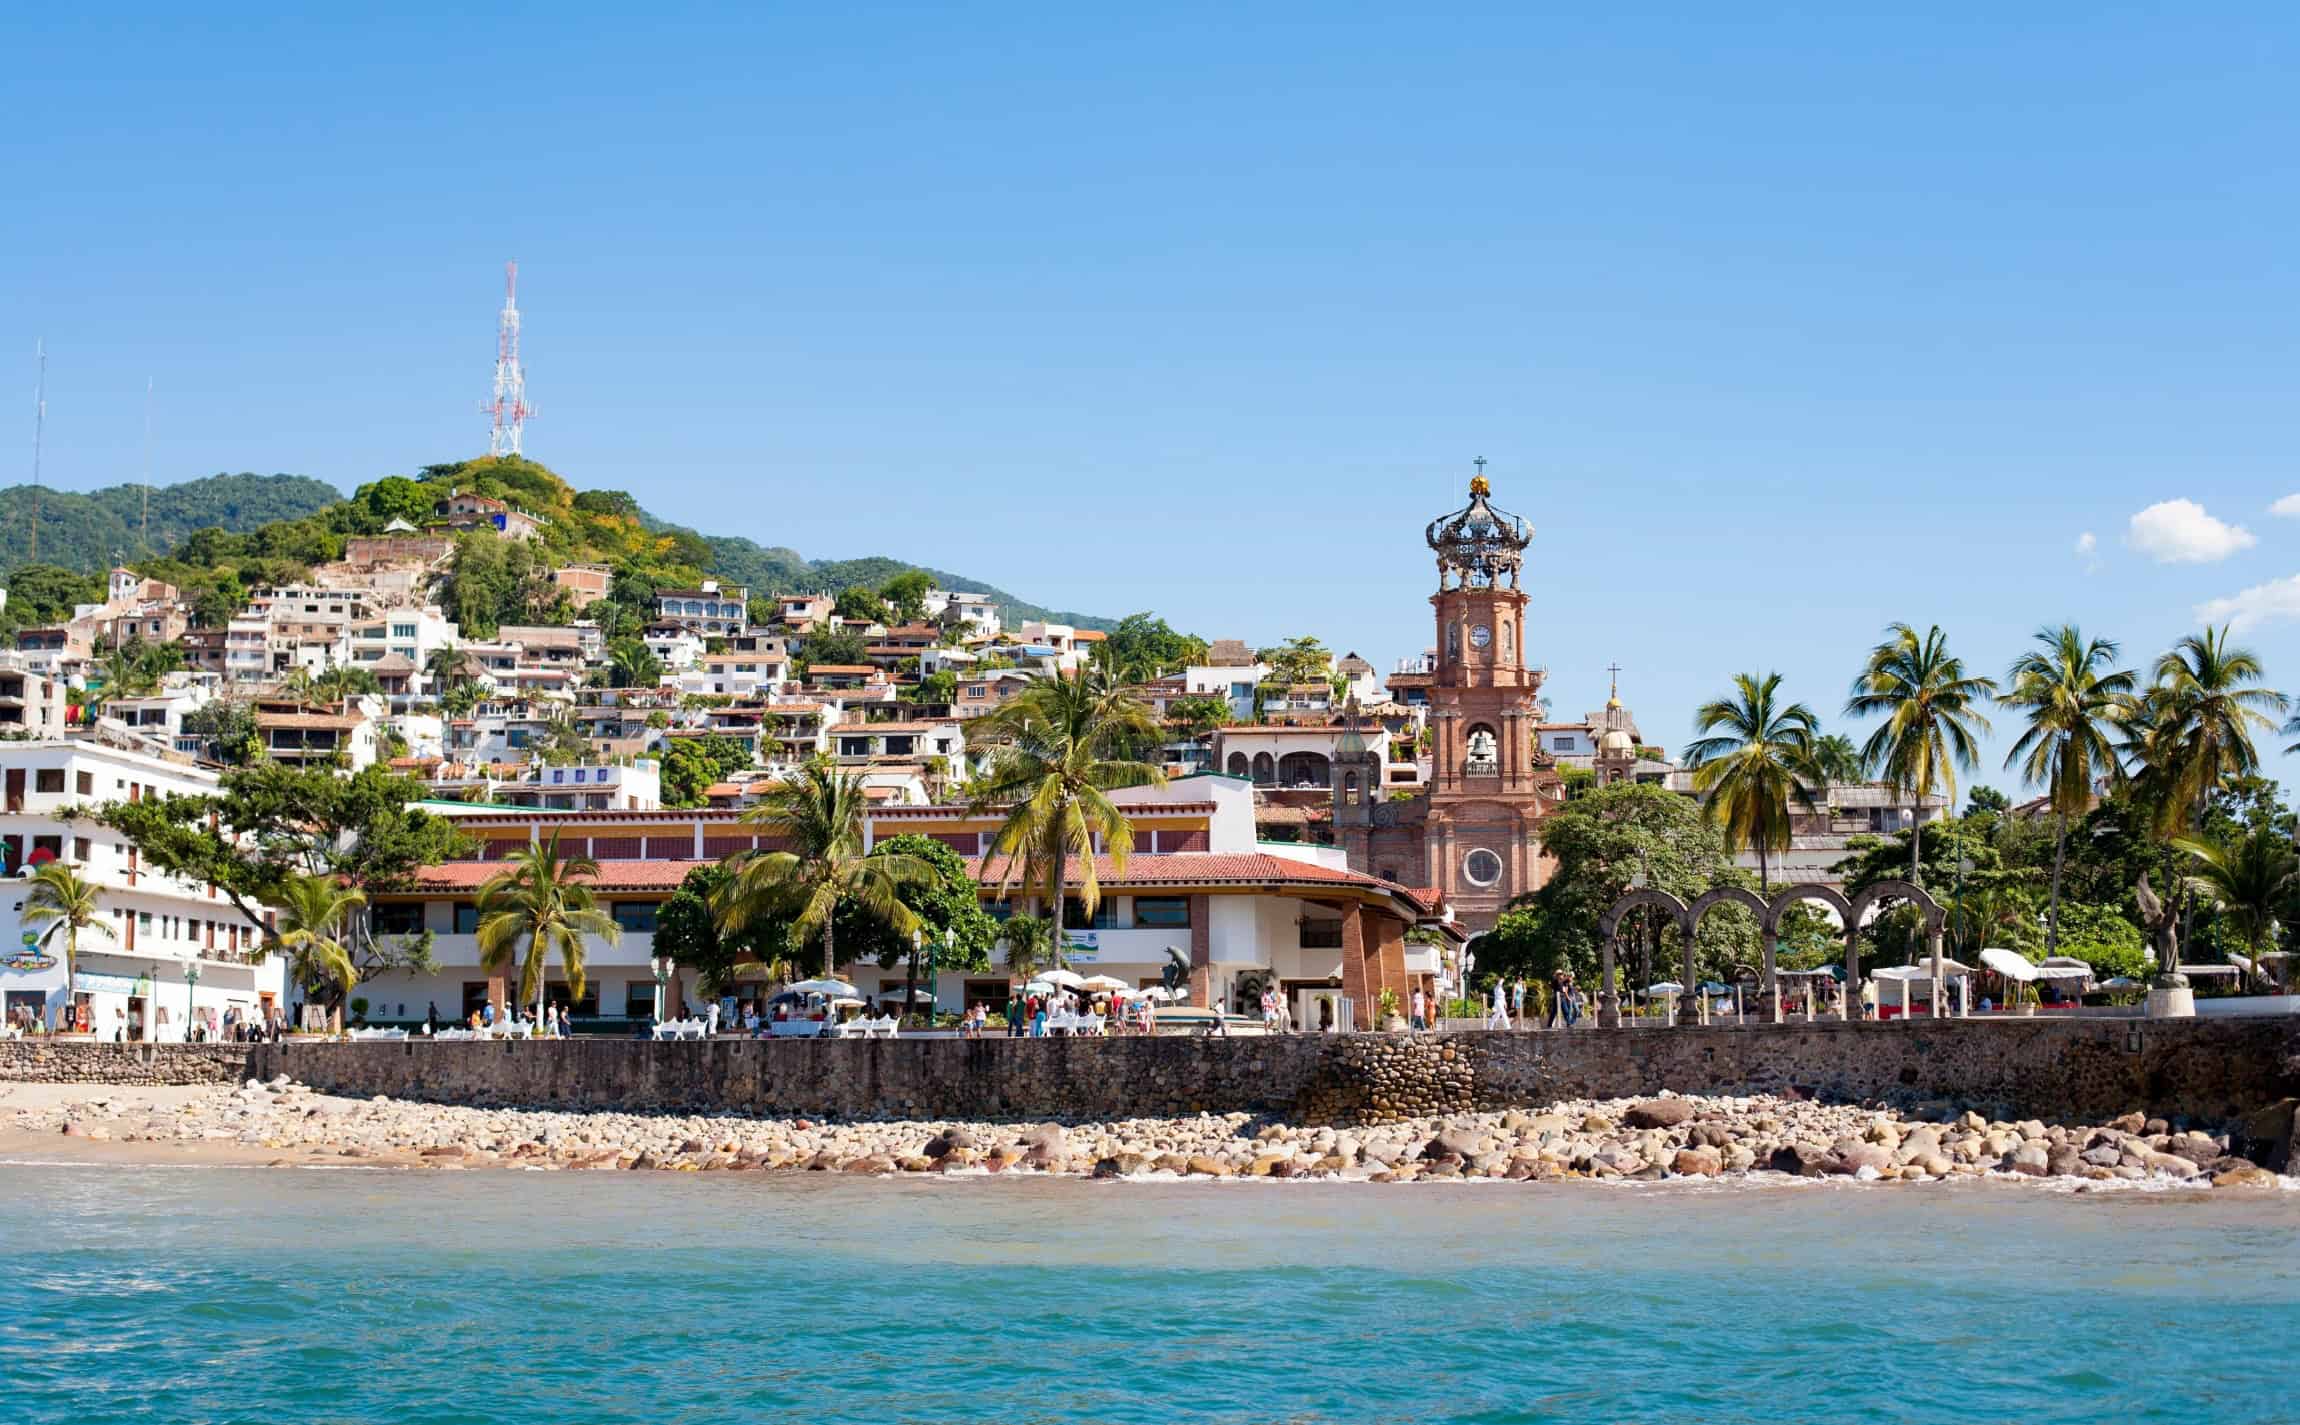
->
141, 377, 153, 553
484, 261, 532, 458
29, 340, 45, 563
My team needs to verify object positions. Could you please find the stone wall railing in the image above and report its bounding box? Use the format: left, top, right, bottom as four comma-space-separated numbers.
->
248, 1015, 2300, 1126
0, 1042, 258, 1086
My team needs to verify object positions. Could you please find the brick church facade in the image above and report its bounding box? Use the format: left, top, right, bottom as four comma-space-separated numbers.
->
1334, 472, 1565, 933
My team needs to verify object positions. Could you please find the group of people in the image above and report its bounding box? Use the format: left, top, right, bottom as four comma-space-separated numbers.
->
458, 1000, 574, 1038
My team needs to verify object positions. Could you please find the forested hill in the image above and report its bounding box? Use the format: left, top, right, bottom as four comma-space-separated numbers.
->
0, 460, 1115, 636
0, 473, 340, 571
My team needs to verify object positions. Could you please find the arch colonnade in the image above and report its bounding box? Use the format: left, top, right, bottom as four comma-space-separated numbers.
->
1594, 880, 1948, 1029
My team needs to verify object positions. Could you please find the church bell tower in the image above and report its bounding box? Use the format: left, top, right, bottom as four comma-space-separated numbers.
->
1412, 461, 1555, 928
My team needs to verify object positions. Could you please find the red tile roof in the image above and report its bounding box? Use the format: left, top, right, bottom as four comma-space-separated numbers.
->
404, 860, 710, 892
963, 852, 1440, 911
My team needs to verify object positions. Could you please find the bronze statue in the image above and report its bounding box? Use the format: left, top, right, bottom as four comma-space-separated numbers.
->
1161, 947, 1188, 996
2135, 871, 2186, 987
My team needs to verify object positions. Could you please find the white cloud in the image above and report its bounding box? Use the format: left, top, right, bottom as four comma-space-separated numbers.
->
2074, 531, 2100, 573
2195, 573, 2300, 633
2271, 493, 2300, 518
2127, 499, 2256, 564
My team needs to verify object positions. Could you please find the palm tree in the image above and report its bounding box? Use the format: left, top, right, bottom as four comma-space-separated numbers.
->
999, 913, 1055, 983
967, 675, 1166, 965
476, 831, 620, 1026
2173, 825, 2297, 977
712, 760, 931, 977
424, 642, 475, 696
1809, 733, 1863, 786
21, 862, 113, 1033
2000, 626, 2134, 953
265, 872, 363, 1030
2144, 627, 2285, 831
610, 641, 662, 691
97, 638, 183, 699
1845, 623, 1997, 884
1683, 672, 1819, 893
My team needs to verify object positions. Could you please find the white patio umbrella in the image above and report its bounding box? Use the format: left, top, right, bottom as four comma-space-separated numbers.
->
1036, 969, 1087, 989
1645, 981, 1685, 996
1077, 974, 1130, 992
880, 985, 938, 1002
785, 978, 862, 999
828, 996, 865, 1010
1978, 948, 2038, 982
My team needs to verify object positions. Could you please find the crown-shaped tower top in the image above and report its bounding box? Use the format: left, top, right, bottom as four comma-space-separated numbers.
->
1425, 460, 1531, 590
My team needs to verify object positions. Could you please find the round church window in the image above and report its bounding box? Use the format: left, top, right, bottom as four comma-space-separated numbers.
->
1462, 848, 1503, 888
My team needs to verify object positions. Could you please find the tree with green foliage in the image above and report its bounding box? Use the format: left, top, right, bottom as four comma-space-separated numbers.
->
657, 735, 752, 808
1683, 671, 1818, 892
833, 586, 887, 623
476, 831, 619, 1025
1256, 635, 1331, 687
799, 626, 867, 669
97, 764, 467, 956
879, 570, 934, 624
181, 695, 262, 766
2045, 901, 2149, 980
1964, 786, 2010, 816
0, 564, 104, 643
653, 863, 798, 1000
1999, 625, 2133, 953
1846, 623, 1997, 885
713, 761, 933, 976
1473, 782, 1760, 993
831, 834, 998, 1011
351, 475, 436, 529
1164, 694, 1231, 740
908, 668, 957, 706
1107, 613, 1208, 681
968, 676, 1164, 964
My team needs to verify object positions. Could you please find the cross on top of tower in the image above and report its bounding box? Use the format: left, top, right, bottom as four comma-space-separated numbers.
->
1607, 661, 1623, 708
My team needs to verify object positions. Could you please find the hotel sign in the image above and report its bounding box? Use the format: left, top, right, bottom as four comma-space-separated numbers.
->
1062, 932, 1100, 964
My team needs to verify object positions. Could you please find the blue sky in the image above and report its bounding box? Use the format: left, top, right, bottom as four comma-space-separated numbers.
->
9, 5, 2300, 790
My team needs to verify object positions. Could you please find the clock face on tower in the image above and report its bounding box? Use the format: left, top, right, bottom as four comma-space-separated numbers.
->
1468, 623, 1492, 650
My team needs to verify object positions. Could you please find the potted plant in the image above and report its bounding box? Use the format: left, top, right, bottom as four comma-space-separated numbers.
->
1375, 988, 1404, 1032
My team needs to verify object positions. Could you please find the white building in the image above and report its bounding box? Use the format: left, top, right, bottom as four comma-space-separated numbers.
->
358, 772, 1457, 1031
1184, 660, 1271, 723
0, 742, 286, 1038
924, 590, 1000, 639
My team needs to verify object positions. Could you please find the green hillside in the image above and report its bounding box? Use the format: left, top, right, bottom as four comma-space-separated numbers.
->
0, 459, 1116, 641
0, 472, 342, 572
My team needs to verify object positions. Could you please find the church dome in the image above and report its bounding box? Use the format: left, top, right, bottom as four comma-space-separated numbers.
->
1600, 727, 1635, 755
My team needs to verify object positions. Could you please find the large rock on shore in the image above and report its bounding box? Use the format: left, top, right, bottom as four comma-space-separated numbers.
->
1623, 1099, 1693, 1130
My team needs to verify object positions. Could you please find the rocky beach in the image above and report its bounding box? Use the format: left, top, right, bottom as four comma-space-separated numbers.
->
4, 1077, 2291, 1188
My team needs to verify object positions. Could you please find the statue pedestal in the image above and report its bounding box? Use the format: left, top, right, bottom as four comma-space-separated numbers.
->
2145, 986, 2195, 1020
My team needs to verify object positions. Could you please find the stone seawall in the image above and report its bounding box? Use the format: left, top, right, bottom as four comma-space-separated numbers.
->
0, 1042, 257, 1086
253, 1015, 2300, 1126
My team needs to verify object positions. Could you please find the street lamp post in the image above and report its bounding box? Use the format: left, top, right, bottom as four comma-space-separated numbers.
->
185, 962, 200, 1044
649, 953, 674, 1028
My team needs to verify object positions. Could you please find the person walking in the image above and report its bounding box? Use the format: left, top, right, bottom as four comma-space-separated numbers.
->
1004, 996, 1025, 1039
1409, 986, 1427, 1032
1509, 977, 1526, 1027
1484, 981, 1511, 1030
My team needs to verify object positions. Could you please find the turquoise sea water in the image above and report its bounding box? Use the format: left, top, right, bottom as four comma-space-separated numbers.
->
0, 1163, 2293, 1424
